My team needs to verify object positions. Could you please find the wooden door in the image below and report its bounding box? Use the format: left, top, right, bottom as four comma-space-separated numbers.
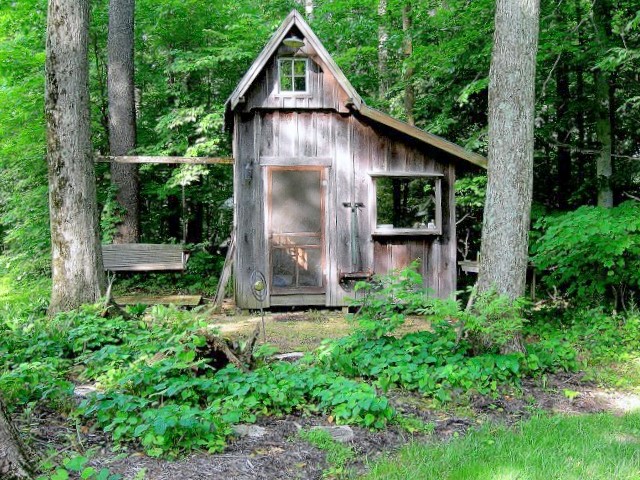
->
268, 167, 325, 293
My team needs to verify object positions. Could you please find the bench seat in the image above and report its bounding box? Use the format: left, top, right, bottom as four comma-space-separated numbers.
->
102, 244, 189, 272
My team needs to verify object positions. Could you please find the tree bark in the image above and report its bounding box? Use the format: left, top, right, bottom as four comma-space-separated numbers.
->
377, 0, 388, 100
305, 0, 314, 20
46, 0, 106, 314
402, 2, 415, 126
478, 0, 540, 353
592, 0, 613, 208
108, 0, 140, 242
555, 56, 571, 209
0, 396, 34, 480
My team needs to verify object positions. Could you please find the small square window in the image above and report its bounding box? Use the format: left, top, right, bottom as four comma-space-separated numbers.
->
279, 58, 307, 93
374, 175, 442, 235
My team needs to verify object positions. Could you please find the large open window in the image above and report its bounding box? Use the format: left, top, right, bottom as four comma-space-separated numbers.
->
372, 173, 442, 235
278, 58, 308, 93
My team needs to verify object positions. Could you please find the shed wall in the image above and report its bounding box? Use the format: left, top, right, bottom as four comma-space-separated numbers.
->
234, 109, 457, 308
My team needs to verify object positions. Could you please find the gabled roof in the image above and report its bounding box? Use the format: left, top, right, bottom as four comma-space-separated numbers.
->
225, 9, 486, 169
225, 9, 362, 112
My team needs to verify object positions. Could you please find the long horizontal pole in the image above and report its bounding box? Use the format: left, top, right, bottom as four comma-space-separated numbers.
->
96, 155, 234, 165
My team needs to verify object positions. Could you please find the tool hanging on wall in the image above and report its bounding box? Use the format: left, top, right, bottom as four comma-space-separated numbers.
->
342, 202, 364, 272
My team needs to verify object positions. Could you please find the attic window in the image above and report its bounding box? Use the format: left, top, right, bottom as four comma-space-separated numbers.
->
372, 174, 443, 235
278, 58, 307, 92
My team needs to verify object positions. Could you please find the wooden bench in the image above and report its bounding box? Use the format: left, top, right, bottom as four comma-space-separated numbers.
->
102, 244, 190, 272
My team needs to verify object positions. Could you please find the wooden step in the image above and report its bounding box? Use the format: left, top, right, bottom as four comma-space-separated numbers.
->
114, 294, 202, 306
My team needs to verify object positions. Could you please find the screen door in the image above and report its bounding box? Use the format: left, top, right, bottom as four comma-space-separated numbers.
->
269, 167, 324, 292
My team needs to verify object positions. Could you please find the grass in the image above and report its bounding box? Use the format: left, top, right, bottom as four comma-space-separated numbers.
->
0, 273, 49, 323
365, 412, 640, 480
299, 428, 355, 478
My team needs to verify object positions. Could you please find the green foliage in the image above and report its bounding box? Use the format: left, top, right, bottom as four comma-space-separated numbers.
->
333, 267, 576, 403
527, 307, 640, 366
0, 301, 394, 458
99, 185, 125, 243
299, 428, 355, 478
532, 202, 640, 306
37, 454, 122, 480
351, 262, 429, 338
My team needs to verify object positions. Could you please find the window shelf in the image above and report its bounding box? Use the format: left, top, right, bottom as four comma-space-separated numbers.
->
372, 228, 442, 237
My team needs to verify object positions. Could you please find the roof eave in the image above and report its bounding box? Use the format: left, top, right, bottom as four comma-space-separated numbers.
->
356, 105, 487, 169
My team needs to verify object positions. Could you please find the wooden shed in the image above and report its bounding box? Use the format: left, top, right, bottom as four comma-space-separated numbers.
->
225, 10, 486, 309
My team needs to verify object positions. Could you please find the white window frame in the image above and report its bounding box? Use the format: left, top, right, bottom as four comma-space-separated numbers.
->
277, 57, 309, 94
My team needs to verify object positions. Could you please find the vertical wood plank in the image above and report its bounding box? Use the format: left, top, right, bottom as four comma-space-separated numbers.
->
260, 112, 274, 158
374, 240, 391, 274
391, 243, 410, 270
332, 114, 352, 305
235, 115, 262, 309
438, 163, 457, 298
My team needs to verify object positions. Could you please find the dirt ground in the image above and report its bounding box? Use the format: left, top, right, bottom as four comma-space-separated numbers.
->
17, 311, 640, 480
210, 309, 432, 353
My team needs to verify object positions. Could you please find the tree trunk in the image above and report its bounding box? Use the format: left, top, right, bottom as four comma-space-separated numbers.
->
46, 0, 106, 314
592, 0, 613, 208
555, 56, 571, 209
574, 0, 587, 187
0, 397, 33, 480
478, 0, 540, 352
402, 2, 415, 126
108, 0, 140, 242
377, 0, 388, 100
305, 0, 313, 20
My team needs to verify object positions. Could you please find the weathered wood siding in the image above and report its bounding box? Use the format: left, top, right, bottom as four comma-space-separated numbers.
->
233, 113, 269, 309
234, 41, 457, 307
243, 44, 351, 113
234, 108, 457, 308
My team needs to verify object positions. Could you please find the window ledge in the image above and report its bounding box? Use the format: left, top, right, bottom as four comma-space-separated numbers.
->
274, 93, 313, 98
373, 228, 442, 237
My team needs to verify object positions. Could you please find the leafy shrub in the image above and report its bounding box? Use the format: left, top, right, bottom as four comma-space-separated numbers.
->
352, 263, 430, 338
334, 267, 576, 402
532, 201, 640, 306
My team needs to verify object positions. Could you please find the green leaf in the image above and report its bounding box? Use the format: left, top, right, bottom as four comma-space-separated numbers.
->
63, 456, 88, 472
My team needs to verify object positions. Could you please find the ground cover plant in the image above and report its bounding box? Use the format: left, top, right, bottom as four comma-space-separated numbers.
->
0, 302, 395, 460
365, 412, 640, 480
2, 268, 640, 478
320, 267, 579, 403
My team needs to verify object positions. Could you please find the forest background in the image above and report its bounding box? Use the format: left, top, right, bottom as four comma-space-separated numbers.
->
2, 0, 639, 300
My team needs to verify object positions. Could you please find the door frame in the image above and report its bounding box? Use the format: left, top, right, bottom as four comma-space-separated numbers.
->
266, 165, 326, 295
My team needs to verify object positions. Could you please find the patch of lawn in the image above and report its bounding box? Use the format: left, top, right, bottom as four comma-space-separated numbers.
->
0, 274, 49, 322
365, 413, 640, 480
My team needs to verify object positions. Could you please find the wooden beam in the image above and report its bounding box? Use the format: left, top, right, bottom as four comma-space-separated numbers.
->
96, 155, 234, 165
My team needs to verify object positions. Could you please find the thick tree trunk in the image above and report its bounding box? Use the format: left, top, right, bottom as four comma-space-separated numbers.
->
378, 0, 388, 100
0, 397, 33, 480
46, 0, 105, 314
108, 0, 140, 242
402, 2, 415, 126
478, 0, 540, 353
